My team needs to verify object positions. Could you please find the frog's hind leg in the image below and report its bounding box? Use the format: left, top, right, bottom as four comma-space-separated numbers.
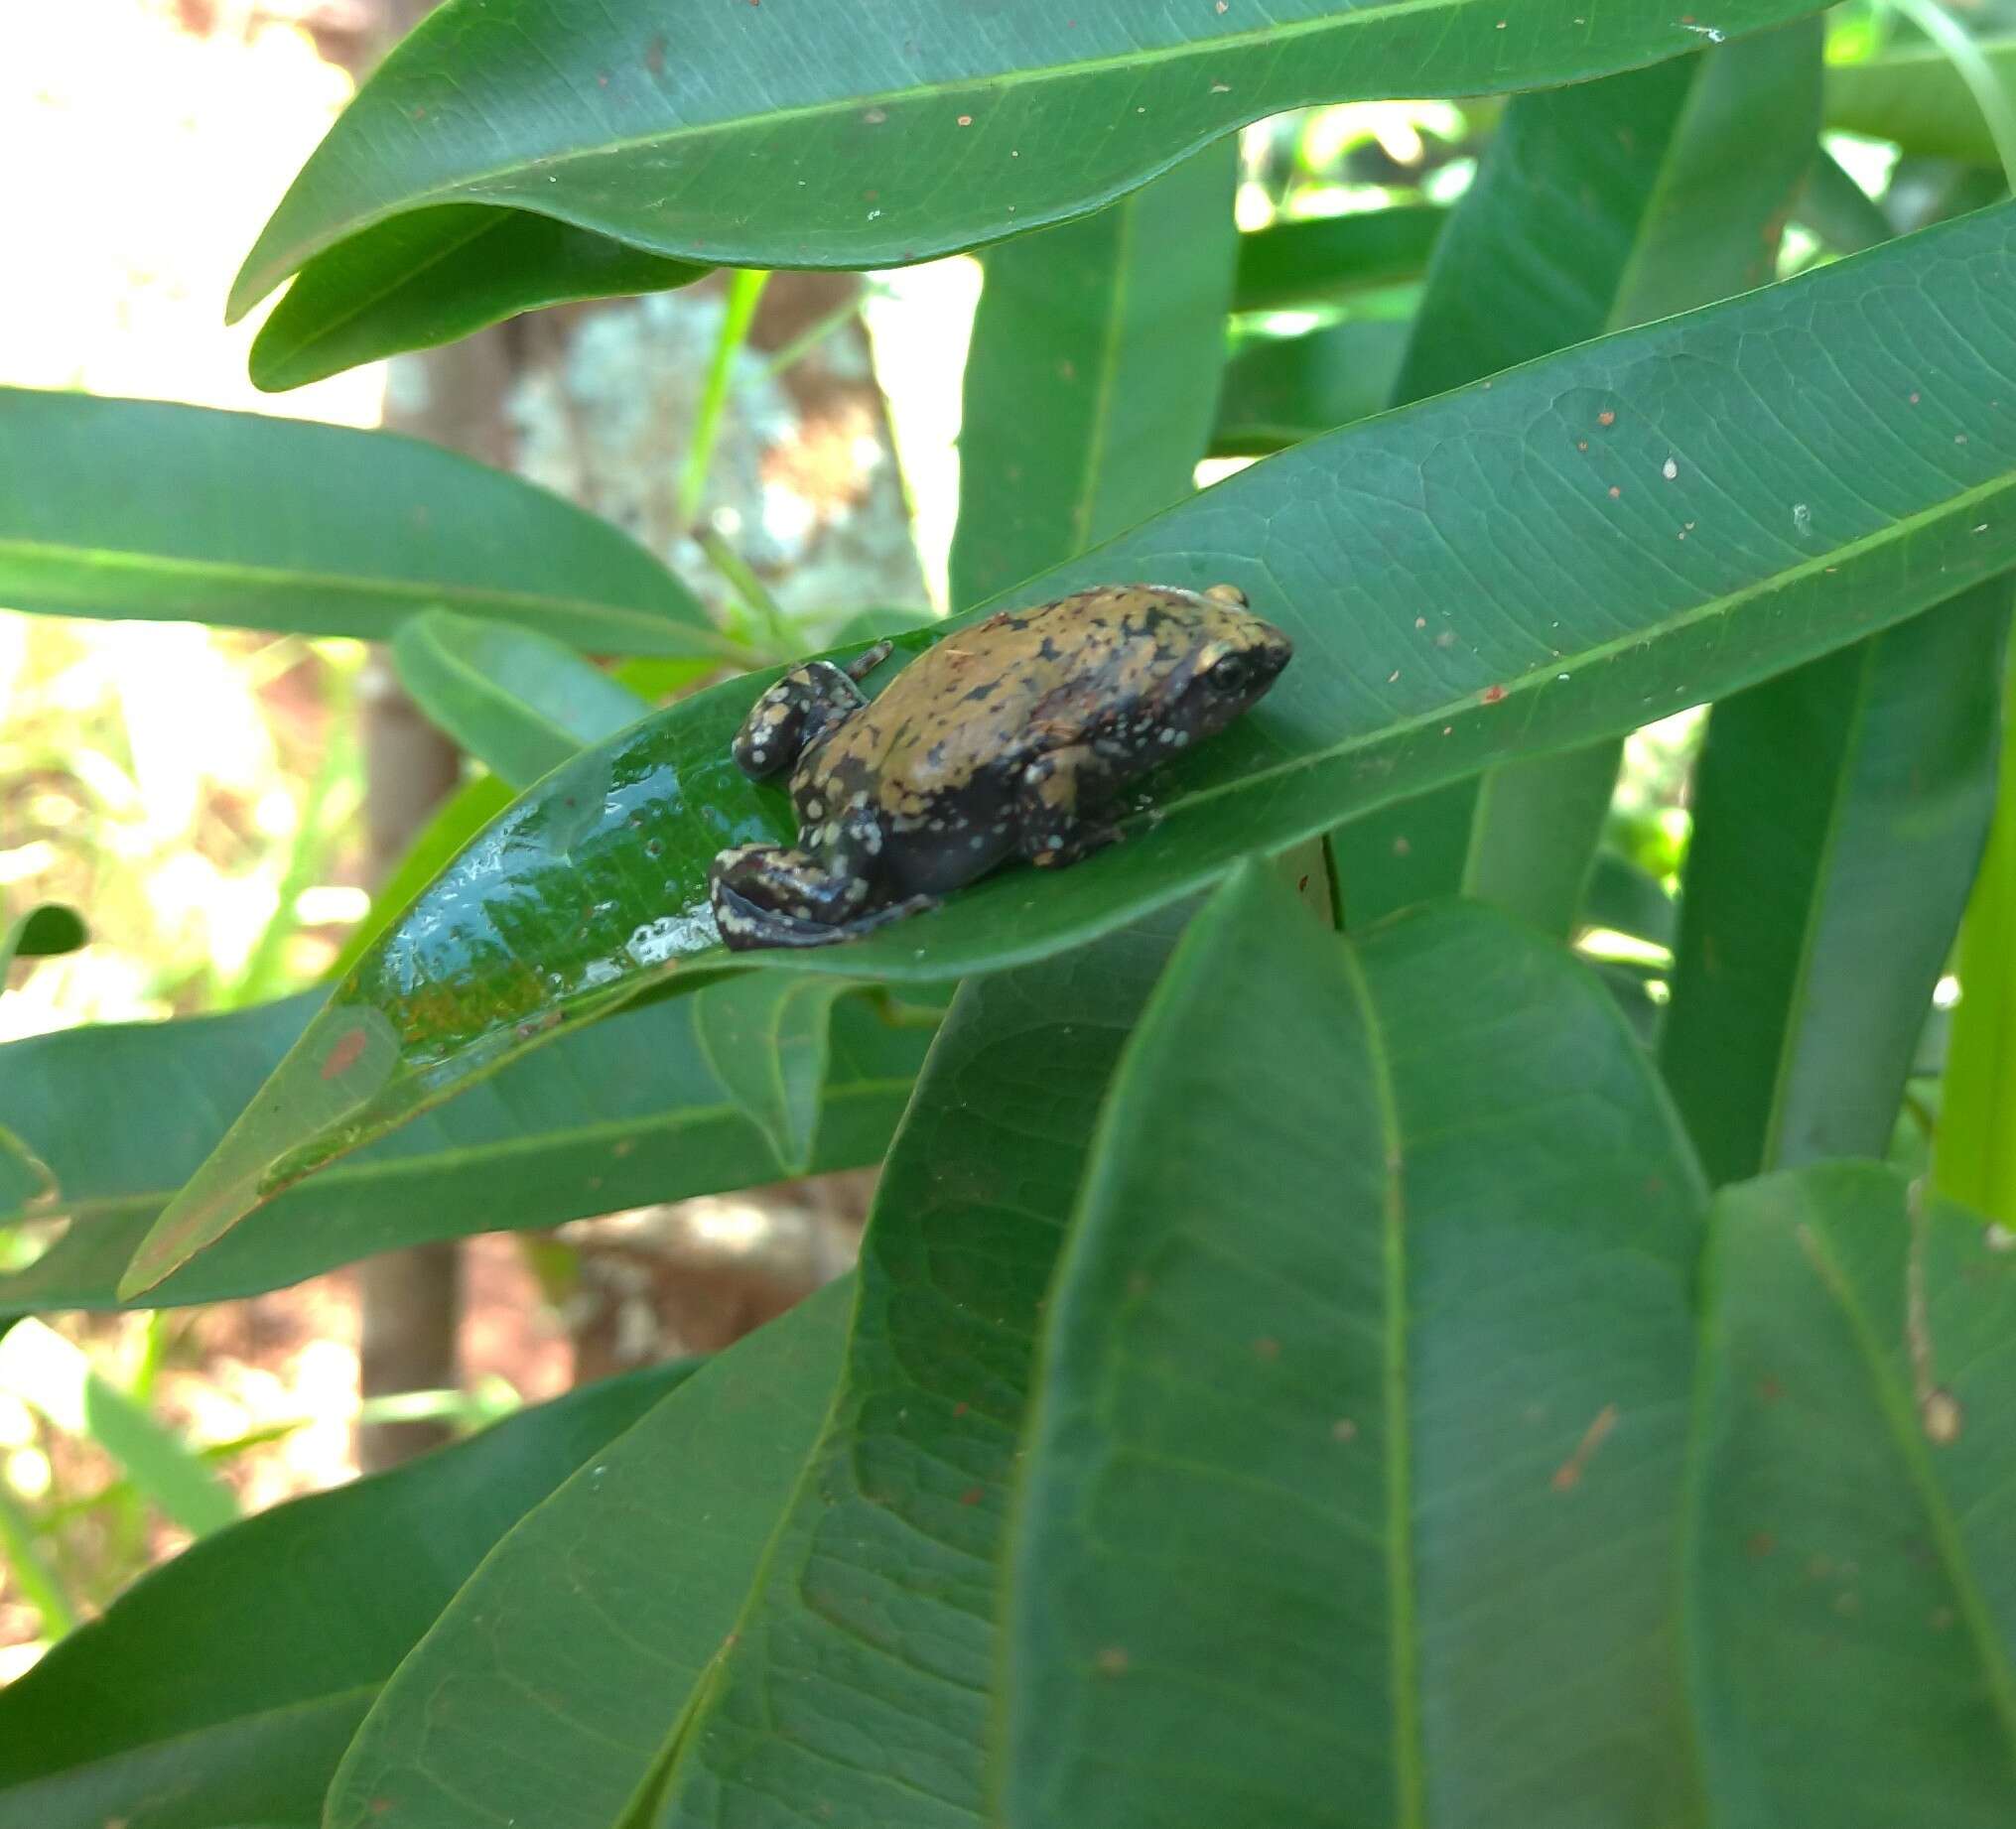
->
1015, 744, 1125, 868
709, 807, 935, 952
732, 641, 894, 779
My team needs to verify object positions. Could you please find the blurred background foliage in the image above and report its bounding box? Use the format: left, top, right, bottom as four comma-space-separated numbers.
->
0, 0, 2004, 1682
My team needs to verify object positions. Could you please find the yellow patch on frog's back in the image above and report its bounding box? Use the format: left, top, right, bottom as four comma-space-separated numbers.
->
813, 585, 1234, 807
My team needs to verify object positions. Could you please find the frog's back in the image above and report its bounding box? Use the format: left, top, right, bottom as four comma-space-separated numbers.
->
814, 587, 1194, 805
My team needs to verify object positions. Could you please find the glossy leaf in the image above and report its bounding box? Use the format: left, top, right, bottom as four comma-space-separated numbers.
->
249, 204, 707, 393
1209, 319, 1407, 457
949, 142, 1237, 606
0, 1361, 694, 1829
0, 986, 929, 1312
125, 201, 2016, 1296
642, 910, 1187, 1827
1005, 874, 1707, 1827
234, 0, 1836, 337
1230, 203, 1445, 315
1335, 24, 1823, 928
1690, 1163, 2016, 1823
1662, 581, 2009, 1185
390, 608, 654, 787
1825, 36, 2016, 170
324, 1283, 849, 1829
0, 389, 722, 654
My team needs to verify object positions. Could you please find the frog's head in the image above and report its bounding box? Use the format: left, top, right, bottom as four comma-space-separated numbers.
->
1157, 584, 1293, 745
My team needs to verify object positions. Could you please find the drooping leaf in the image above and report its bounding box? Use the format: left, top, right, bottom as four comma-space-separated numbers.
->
1335, 23, 1824, 929
323, 1283, 849, 1829
0, 1361, 696, 1829
390, 608, 655, 787
692, 972, 855, 1174
642, 910, 1189, 1827
1825, 35, 2016, 170
950, 142, 1237, 606
1230, 203, 1445, 315
1689, 1163, 2016, 1824
1662, 581, 2009, 1184
123, 200, 2016, 1297
234, 0, 1838, 353
249, 204, 708, 393
1004, 873, 1707, 1827
0, 390, 724, 653
0, 987, 929, 1312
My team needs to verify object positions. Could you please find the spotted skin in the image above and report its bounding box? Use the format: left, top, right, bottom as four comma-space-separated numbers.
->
709, 583, 1293, 950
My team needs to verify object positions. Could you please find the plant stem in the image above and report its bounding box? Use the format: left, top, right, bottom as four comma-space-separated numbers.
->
1886, 0, 2016, 191
694, 524, 800, 661
679, 269, 771, 526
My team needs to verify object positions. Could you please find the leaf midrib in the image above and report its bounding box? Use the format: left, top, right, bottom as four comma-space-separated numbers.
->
0, 536, 720, 647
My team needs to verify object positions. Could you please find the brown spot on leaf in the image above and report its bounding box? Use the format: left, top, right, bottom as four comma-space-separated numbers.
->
1745, 1531, 1776, 1559
321, 1028, 367, 1081
1253, 1336, 1280, 1362
1598, 409, 1616, 427
1481, 684, 1508, 705
644, 34, 666, 73
1097, 1646, 1130, 1674
1550, 1402, 1619, 1492
959, 1485, 985, 1505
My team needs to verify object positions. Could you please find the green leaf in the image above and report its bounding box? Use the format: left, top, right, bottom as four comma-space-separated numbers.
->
1004, 874, 1707, 1827
1230, 203, 1445, 315
1796, 144, 1897, 255
1689, 1163, 2016, 1822
234, 0, 1839, 340
1209, 318, 1408, 457
1, 903, 85, 980
1582, 848, 1678, 949
1825, 35, 2016, 170
0, 986, 929, 1312
1662, 582, 2009, 1184
0, 1360, 694, 1829
328, 773, 516, 977
0, 389, 724, 655
1461, 738, 1624, 936
644, 910, 1188, 1827
324, 1283, 849, 1829
692, 972, 854, 1174
949, 141, 1237, 606
249, 204, 707, 393
390, 608, 655, 787
126, 200, 2016, 1297
1938, 639, 2016, 1222
1335, 24, 1823, 929
0, 1321, 237, 1539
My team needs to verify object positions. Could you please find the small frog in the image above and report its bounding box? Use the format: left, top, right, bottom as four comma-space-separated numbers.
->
708, 582, 1292, 951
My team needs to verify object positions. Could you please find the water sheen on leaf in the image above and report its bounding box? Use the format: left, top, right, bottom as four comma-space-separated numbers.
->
123, 202, 2016, 1296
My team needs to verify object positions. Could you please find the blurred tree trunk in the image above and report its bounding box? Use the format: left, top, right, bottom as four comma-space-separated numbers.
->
347, 0, 499, 1472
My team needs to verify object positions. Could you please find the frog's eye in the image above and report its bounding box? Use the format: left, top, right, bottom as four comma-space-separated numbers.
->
1206, 652, 1254, 695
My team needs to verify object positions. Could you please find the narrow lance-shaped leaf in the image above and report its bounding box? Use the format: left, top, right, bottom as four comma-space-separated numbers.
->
1662, 580, 2010, 1185
234, 0, 1840, 354
121, 201, 2016, 1297
0, 986, 929, 1313
1229, 203, 1445, 315
323, 1284, 850, 1829
1004, 873, 1707, 1827
0, 390, 726, 654
0, 1360, 696, 1829
1689, 1163, 2016, 1824
1336, 23, 1823, 929
391, 607, 655, 788
1211, 318, 1409, 458
640, 909, 1189, 1828
1, 904, 85, 980
249, 203, 708, 393
950, 141, 1237, 606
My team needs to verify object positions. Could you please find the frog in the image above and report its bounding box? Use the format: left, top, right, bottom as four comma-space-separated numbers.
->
707, 581, 1293, 951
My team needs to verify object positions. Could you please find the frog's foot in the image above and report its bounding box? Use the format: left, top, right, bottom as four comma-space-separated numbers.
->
732, 642, 893, 780
709, 843, 936, 952
1016, 745, 1125, 868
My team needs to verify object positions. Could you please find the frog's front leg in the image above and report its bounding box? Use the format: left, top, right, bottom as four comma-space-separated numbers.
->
1016, 745, 1125, 868
710, 808, 936, 951
732, 641, 893, 780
